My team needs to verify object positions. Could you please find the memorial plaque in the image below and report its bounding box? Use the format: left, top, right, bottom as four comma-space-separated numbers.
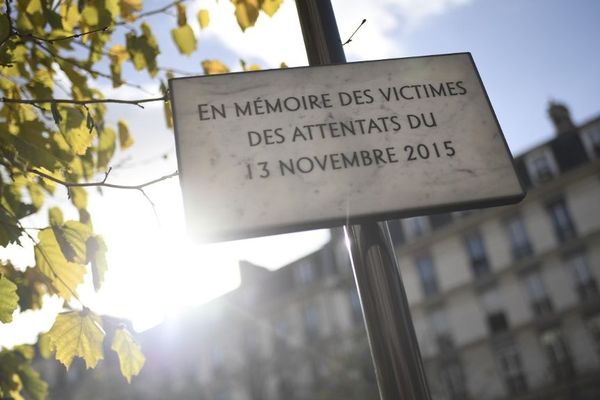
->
170, 53, 525, 242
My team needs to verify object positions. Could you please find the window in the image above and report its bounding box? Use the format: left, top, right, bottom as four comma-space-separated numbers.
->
430, 307, 453, 352
304, 303, 320, 340
404, 216, 429, 238
415, 254, 439, 296
531, 154, 554, 182
210, 345, 225, 376
546, 198, 576, 242
441, 361, 467, 400
465, 232, 490, 277
523, 270, 553, 316
387, 219, 406, 246
294, 260, 315, 285
273, 317, 290, 351
243, 331, 260, 356
582, 125, 600, 158
334, 239, 351, 273
505, 215, 533, 260
540, 329, 575, 381
481, 287, 509, 335
496, 344, 528, 395
586, 315, 600, 358
429, 213, 453, 230
348, 287, 363, 325
565, 251, 598, 301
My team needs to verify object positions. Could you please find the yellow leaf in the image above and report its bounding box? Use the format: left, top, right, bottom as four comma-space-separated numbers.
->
68, 186, 87, 210
280, 62, 288, 68
48, 207, 64, 226
26, 182, 44, 210
262, 0, 283, 17
54, 221, 92, 264
38, 332, 53, 359
120, 0, 142, 22
248, 64, 260, 71
117, 120, 134, 149
81, 5, 99, 26
111, 327, 145, 382
0, 275, 18, 323
171, 25, 197, 56
175, 2, 187, 26
232, 0, 260, 31
108, 44, 129, 65
163, 100, 173, 129
48, 310, 105, 369
34, 228, 86, 301
65, 126, 95, 156
60, 2, 80, 32
25, 0, 42, 14
201, 59, 230, 75
87, 235, 108, 291
197, 9, 210, 29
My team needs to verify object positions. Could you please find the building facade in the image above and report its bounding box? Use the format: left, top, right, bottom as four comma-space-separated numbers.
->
42, 103, 600, 399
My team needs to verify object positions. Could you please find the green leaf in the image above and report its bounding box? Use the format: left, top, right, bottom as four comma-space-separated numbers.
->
50, 102, 61, 125
0, 275, 19, 323
197, 9, 210, 29
87, 235, 108, 291
171, 25, 197, 56
34, 228, 86, 301
0, 206, 23, 247
0, 129, 65, 171
111, 327, 145, 382
126, 23, 160, 77
97, 127, 116, 169
86, 111, 95, 133
0, 13, 10, 43
18, 365, 48, 400
117, 120, 134, 150
48, 310, 105, 369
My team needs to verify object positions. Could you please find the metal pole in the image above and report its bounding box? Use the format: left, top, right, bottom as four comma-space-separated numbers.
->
294, 1, 432, 399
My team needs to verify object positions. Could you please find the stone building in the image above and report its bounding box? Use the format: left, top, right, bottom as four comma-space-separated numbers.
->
386, 102, 600, 399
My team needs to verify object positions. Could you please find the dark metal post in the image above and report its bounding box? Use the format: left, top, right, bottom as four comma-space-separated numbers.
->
294, 1, 432, 399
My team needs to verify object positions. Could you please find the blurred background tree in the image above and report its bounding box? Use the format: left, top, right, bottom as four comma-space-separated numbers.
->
0, 0, 282, 397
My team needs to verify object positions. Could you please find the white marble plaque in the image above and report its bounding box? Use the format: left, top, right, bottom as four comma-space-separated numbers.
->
170, 53, 525, 242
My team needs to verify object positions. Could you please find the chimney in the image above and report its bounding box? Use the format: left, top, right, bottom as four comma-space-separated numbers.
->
548, 101, 576, 135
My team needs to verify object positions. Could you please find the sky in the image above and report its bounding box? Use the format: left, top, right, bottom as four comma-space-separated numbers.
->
2, 0, 600, 343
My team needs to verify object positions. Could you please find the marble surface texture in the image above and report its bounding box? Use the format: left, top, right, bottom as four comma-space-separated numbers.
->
170, 53, 524, 242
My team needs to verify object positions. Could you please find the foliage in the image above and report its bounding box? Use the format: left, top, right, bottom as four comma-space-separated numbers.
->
0, 0, 283, 398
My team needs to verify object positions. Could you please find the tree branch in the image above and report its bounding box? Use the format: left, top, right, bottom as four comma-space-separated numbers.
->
16, 26, 111, 43
113, 0, 190, 26
2, 95, 168, 108
343, 19, 366, 46
30, 168, 178, 190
